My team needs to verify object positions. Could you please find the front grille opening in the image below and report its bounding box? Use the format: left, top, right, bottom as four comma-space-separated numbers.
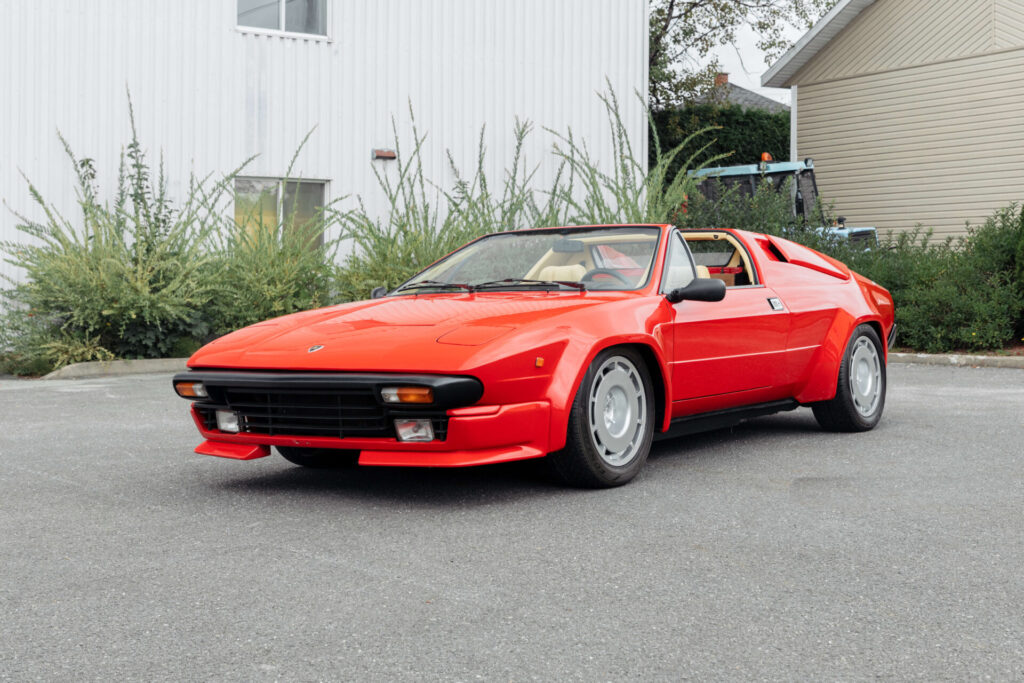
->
226, 387, 382, 437
196, 387, 448, 441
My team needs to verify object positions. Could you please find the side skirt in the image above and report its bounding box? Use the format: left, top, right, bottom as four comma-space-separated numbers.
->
656, 399, 800, 441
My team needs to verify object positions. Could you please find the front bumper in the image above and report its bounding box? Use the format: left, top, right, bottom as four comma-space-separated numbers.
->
188, 400, 552, 467
176, 369, 552, 467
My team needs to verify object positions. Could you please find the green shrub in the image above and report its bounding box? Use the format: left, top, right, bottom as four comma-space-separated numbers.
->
208, 211, 342, 335
0, 306, 68, 376
1017, 208, 1024, 336
1, 116, 227, 364
0, 98, 347, 373
844, 228, 1019, 352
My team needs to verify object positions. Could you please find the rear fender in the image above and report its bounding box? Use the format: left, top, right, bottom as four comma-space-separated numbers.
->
794, 312, 885, 404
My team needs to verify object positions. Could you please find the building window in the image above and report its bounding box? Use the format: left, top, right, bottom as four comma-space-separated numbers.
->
237, 0, 327, 36
234, 177, 327, 243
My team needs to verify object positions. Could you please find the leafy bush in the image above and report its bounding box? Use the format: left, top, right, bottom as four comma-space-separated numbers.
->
1017, 208, 1024, 334
206, 213, 341, 336
843, 229, 1018, 352
1, 117, 226, 366
0, 305, 82, 376
1, 98, 344, 373
859, 207, 1022, 351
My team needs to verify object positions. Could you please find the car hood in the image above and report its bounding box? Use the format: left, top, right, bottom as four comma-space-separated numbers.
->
188, 293, 613, 373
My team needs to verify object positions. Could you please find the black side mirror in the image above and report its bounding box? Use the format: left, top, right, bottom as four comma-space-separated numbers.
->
666, 278, 726, 304
370, 286, 388, 299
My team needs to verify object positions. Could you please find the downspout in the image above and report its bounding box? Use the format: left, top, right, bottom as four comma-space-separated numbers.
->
790, 84, 799, 215
789, 85, 798, 162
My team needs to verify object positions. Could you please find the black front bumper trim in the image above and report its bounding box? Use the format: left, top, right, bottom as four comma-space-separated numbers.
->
173, 370, 483, 408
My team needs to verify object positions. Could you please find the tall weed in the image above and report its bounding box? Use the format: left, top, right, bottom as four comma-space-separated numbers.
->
548, 88, 721, 225
331, 112, 519, 301
334, 89, 720, 299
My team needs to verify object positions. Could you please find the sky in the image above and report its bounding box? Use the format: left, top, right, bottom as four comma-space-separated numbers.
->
707, 22, 806, 105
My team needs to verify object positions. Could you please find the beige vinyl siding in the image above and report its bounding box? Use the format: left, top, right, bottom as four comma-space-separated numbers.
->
797, 48, 1024, 239
995, 0, 1024, 47
793, 0, 997, 85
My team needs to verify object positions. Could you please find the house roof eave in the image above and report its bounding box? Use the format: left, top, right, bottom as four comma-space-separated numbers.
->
761, 0, 877, 88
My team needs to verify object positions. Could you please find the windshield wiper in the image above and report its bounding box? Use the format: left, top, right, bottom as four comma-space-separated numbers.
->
393, 279, 474, 293
473, 278, 586, 291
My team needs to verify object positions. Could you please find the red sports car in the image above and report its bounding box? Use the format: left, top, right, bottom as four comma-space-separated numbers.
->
173, 225, 894, 487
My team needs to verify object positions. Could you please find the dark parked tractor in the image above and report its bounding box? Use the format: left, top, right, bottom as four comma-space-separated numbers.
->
691, 156, 877, 247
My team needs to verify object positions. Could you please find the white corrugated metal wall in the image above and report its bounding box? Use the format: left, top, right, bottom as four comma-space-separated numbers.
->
0, 0, 649, 284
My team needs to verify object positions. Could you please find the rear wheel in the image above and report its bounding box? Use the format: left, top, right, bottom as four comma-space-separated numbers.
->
812, 324, 886, 432
549, 348, 654, 488
277, 447, 360, 469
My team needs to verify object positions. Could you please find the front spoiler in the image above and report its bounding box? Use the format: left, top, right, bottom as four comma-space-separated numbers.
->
195, 440, 270, 460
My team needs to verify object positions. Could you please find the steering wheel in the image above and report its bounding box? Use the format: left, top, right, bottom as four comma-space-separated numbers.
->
581, 268, 632, 286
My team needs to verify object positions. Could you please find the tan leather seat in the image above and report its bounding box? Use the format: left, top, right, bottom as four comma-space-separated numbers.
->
538, 264, 586, 282
695, 265, 710, 279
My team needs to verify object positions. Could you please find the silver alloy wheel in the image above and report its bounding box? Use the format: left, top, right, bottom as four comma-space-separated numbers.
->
849, 336, 882, 417
587, 355, 647, 466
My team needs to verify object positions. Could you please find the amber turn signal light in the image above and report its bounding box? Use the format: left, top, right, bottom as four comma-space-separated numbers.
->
174, 381, 208, 399
380, 386, 434, 404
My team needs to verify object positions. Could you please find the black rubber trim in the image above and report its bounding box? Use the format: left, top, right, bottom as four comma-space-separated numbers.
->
656, 399, 799, 440
887, 324, 897, 349
174, 370, 483, 409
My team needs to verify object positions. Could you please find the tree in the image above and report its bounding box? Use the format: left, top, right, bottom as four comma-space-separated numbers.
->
649, 0, 838, 109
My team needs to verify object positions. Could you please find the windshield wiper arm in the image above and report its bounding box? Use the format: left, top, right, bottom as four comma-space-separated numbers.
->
473, 278, 586, 291
394, 279, 474, 293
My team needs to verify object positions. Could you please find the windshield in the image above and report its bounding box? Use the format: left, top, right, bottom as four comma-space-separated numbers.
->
392, 227, 662, 294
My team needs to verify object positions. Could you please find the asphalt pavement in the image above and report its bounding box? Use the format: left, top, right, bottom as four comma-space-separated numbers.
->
1, 364, 1022, 680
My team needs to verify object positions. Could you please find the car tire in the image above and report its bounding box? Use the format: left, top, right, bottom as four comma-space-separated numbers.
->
277, 447, 360, 469
549, 348, 655, 488
812, 324, 886, 432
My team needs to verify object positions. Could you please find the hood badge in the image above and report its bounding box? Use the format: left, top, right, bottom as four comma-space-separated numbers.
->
307, 344, 325, 353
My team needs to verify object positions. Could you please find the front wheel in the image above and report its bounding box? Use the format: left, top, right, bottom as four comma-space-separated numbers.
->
812, 324, 886, 432
277, 447, 360, 469
549, 348, 655, 488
